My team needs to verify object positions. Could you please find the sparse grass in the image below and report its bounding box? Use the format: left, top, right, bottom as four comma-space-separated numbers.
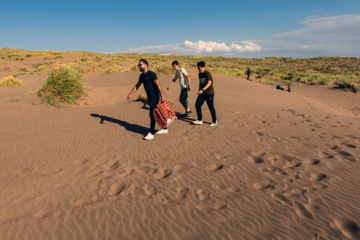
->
1, 48, 360, 93
37, 65, 47, 72
0, 75, 24, 87
38, 62, 88, 106
26, 87, 37, 94
155, 63, 174, 76
10, 97, 21, 102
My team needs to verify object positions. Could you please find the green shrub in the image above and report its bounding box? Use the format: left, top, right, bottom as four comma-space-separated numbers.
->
0, 75, 24, 87
37, 65, 47, 71
38, 62, 88, 106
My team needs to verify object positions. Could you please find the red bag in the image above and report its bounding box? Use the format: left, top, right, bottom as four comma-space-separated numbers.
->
153, 100, 177, 129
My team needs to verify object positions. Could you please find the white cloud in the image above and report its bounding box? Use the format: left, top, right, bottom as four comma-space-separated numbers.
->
128, 40, 261, 56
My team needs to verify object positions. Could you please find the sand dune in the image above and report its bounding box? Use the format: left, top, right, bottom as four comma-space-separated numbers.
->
1, 70, 360, 240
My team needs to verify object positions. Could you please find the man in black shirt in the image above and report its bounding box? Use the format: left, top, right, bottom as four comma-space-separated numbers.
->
127, 59, 167, 140
193, 61, 217, 126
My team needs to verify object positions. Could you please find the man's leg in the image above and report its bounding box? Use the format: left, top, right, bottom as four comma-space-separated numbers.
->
148, 95, 158, 134
179, 89, 189, 112
205, 93, 217, 123
195, 94, 205, 121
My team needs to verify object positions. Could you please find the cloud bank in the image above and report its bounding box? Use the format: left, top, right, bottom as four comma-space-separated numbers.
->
128, 40, 261, 55
126, 14, 360, 57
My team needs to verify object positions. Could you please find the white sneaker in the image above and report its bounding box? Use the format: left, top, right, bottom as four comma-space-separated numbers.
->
144, 132, 154, 140
156, 129, 168, 134
210, 121, 217, 127
192, 120, 203, 125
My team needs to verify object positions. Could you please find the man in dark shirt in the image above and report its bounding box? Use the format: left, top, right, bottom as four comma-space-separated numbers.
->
127, 59, 167, 140
193, 61, 217, 126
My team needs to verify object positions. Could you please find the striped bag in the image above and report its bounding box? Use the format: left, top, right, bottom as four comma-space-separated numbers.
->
153, 100, 177, 129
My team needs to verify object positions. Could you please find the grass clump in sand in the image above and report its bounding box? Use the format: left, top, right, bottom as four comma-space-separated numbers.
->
0, 75, 24, 87
38, 62, 88, 106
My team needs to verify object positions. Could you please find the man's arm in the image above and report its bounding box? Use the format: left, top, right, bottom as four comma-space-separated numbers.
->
198, 80, 212, 95
126, 81, 142, 100
154, 79, 165, 102
186, 75, 191, 90
167, 79, 176, 90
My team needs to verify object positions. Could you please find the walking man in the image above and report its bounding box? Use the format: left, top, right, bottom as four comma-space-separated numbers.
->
126, 59, 167, 140
193, 61, 217, 126
246, 68, 251, 80
166, 61, 192, 117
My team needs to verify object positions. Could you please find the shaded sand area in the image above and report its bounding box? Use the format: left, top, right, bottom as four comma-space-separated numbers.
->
1, 70, 360, 240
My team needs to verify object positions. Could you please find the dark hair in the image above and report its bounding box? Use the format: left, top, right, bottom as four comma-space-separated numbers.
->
139, 59, 148, 67
197, 61, 205, 68
172, 61, 179, 66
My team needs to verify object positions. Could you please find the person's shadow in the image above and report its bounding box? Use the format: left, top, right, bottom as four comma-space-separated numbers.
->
175, 111, 211, 124
90, 113, 148, 135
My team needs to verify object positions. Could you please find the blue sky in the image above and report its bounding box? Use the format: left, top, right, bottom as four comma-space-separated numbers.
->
1, 0, 360, 57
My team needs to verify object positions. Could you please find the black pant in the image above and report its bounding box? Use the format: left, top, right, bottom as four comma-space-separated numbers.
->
195, 92, 217, 123
148, 94, 159, 134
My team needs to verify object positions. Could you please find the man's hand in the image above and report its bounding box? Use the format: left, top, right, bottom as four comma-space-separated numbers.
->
188, 86, 191, 91
160, 96, 165, 103
126, 94, 131, 100
167, 86, 170, 90
197, 90, 203, 95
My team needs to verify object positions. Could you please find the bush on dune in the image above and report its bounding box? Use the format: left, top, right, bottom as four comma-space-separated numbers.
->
0, 75, 24, 87
38, 62, 88, 106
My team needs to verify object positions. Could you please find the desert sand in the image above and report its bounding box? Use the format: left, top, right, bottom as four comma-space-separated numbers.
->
1, 65, 360, 240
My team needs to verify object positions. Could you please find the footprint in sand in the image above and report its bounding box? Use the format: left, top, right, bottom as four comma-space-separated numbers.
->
134, 166, 157, 174
310, 173, 327, 181
293, 201, 314, 219
174, 163, 193, 171
344, 143, 357, 149
86, 169, 104, 178
271, 193, 292, 206
267, 166, 287, 176
332, 218, 360, 239
253, 180, 275, 190
196, 189, 211, 201
75, 196, 103, 206
102, 159, 120, 171
176, 187, 189, 199
206, 163, 224, 171
306, 159, 320, 165
214, 153, 230, 160
153, 168, 172, 179
249, 156, 264, 164
143, 184, 157, 196
108, 183, 127, 196
158, 192, 181, 205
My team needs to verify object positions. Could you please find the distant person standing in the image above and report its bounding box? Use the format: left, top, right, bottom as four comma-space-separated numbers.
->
246, 68, 251, 80
192, 61, 217, 126
126, 59, 167, 140
166, 61, 192, 117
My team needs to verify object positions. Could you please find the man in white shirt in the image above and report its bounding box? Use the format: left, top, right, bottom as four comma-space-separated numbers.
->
167, 61, 192, 116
